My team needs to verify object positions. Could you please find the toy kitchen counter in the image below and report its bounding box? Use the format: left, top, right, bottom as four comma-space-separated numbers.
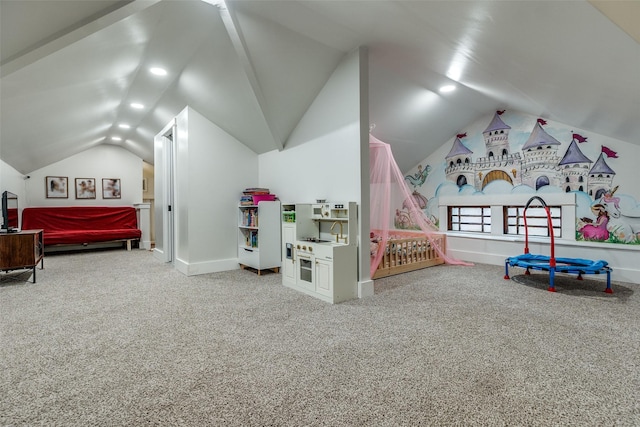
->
281, 202, 359, 304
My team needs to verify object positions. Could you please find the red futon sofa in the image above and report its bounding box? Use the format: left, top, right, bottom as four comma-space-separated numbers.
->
22, 206, 142, 250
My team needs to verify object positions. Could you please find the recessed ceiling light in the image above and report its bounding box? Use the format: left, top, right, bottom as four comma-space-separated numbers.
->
111, 136, 122, 141
118, 123, 131, 129
130, 102, 144, 109
439, 85, 456, 93
150, 67, 167, 76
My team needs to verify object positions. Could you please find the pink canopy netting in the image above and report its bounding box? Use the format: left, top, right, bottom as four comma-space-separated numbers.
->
369, 134, 471, 277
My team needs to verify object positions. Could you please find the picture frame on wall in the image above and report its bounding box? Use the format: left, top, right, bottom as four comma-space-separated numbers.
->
75, 178, 96, 199
102, 178, 121, 199
45, 176, 68, 198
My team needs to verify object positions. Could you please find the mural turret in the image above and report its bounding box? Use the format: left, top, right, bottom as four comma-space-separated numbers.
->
482, 110, 512, 158
588, 152, 616, 200
520, 119, 562, 189
558, 134, 592, 192
475, 111, 521, 190
445, 135, 474, 187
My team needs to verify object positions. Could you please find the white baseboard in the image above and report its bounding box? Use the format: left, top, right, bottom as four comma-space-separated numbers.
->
152, 248, 165, 262
358, 279, 375, 298
174, 257, 240, 276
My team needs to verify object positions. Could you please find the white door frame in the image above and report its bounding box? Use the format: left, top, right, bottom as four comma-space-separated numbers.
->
153, 119, 176, 263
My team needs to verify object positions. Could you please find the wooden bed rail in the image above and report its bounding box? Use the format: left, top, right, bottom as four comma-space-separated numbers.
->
372, 233, 446, 279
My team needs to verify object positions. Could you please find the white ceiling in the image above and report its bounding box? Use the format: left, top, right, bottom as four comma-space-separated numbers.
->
1, 0, 639, 175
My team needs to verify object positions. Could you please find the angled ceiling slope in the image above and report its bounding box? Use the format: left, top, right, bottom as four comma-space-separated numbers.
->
1, 0, 639, 175
0, 0, 344, 174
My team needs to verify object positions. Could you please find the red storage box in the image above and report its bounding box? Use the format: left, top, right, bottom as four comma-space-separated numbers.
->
252, 194, 276, 204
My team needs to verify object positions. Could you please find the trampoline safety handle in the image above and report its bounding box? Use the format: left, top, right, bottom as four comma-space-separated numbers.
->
523, 196, 555, 266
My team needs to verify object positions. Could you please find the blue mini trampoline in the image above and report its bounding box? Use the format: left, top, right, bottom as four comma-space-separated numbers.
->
504, 196, 612, 293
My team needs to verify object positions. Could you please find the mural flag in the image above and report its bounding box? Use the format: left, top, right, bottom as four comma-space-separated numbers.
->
573, 133, 588, 143
456, 132, 467, 139
497, 110, 505, 115
602, 145, 619, 158
537, 118, 547, 125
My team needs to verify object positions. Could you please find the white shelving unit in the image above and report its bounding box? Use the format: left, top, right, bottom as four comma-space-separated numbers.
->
238, 200, 281, 275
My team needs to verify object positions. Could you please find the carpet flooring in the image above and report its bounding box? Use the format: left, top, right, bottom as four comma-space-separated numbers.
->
1, 249, 638, 426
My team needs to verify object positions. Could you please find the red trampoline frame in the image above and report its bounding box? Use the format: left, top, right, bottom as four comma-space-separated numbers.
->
504, 196, 612, 293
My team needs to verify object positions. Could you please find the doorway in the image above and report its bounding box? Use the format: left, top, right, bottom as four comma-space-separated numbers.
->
153, 120, 176, 263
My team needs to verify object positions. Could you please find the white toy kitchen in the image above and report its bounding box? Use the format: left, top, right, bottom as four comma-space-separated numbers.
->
281, 202, 358, 303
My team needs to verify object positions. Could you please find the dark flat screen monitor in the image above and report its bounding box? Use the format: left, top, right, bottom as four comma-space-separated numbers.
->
2, 191, 18, 232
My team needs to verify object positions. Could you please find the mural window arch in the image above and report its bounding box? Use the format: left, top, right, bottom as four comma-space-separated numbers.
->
481, 170, 513, 189
536, 176, 550, 190
456, 175, 468, 187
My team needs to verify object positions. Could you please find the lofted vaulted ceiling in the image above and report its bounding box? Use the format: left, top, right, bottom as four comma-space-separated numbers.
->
1, 0, 639, 175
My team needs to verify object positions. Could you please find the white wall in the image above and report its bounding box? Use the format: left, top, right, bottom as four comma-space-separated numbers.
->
259, 47, 373, 295
0, 159, 27, 228
258, 48, 363, 204
24, 145, 143, 207
163, 50, 368, 279
172, 106, 259, 275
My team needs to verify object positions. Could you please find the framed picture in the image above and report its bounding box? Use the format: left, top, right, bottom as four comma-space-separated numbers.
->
75, 178, 96, 199
46, 176, 68, 198
102, 178, 121, 199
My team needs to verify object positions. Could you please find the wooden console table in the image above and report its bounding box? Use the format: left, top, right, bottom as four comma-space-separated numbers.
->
0, 229, 44, 283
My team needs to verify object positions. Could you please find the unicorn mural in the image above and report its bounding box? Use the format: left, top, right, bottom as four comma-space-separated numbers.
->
596, 187, 640, 243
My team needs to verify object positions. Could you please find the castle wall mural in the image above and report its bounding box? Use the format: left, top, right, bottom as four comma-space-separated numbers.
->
399, 110, 640, 245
